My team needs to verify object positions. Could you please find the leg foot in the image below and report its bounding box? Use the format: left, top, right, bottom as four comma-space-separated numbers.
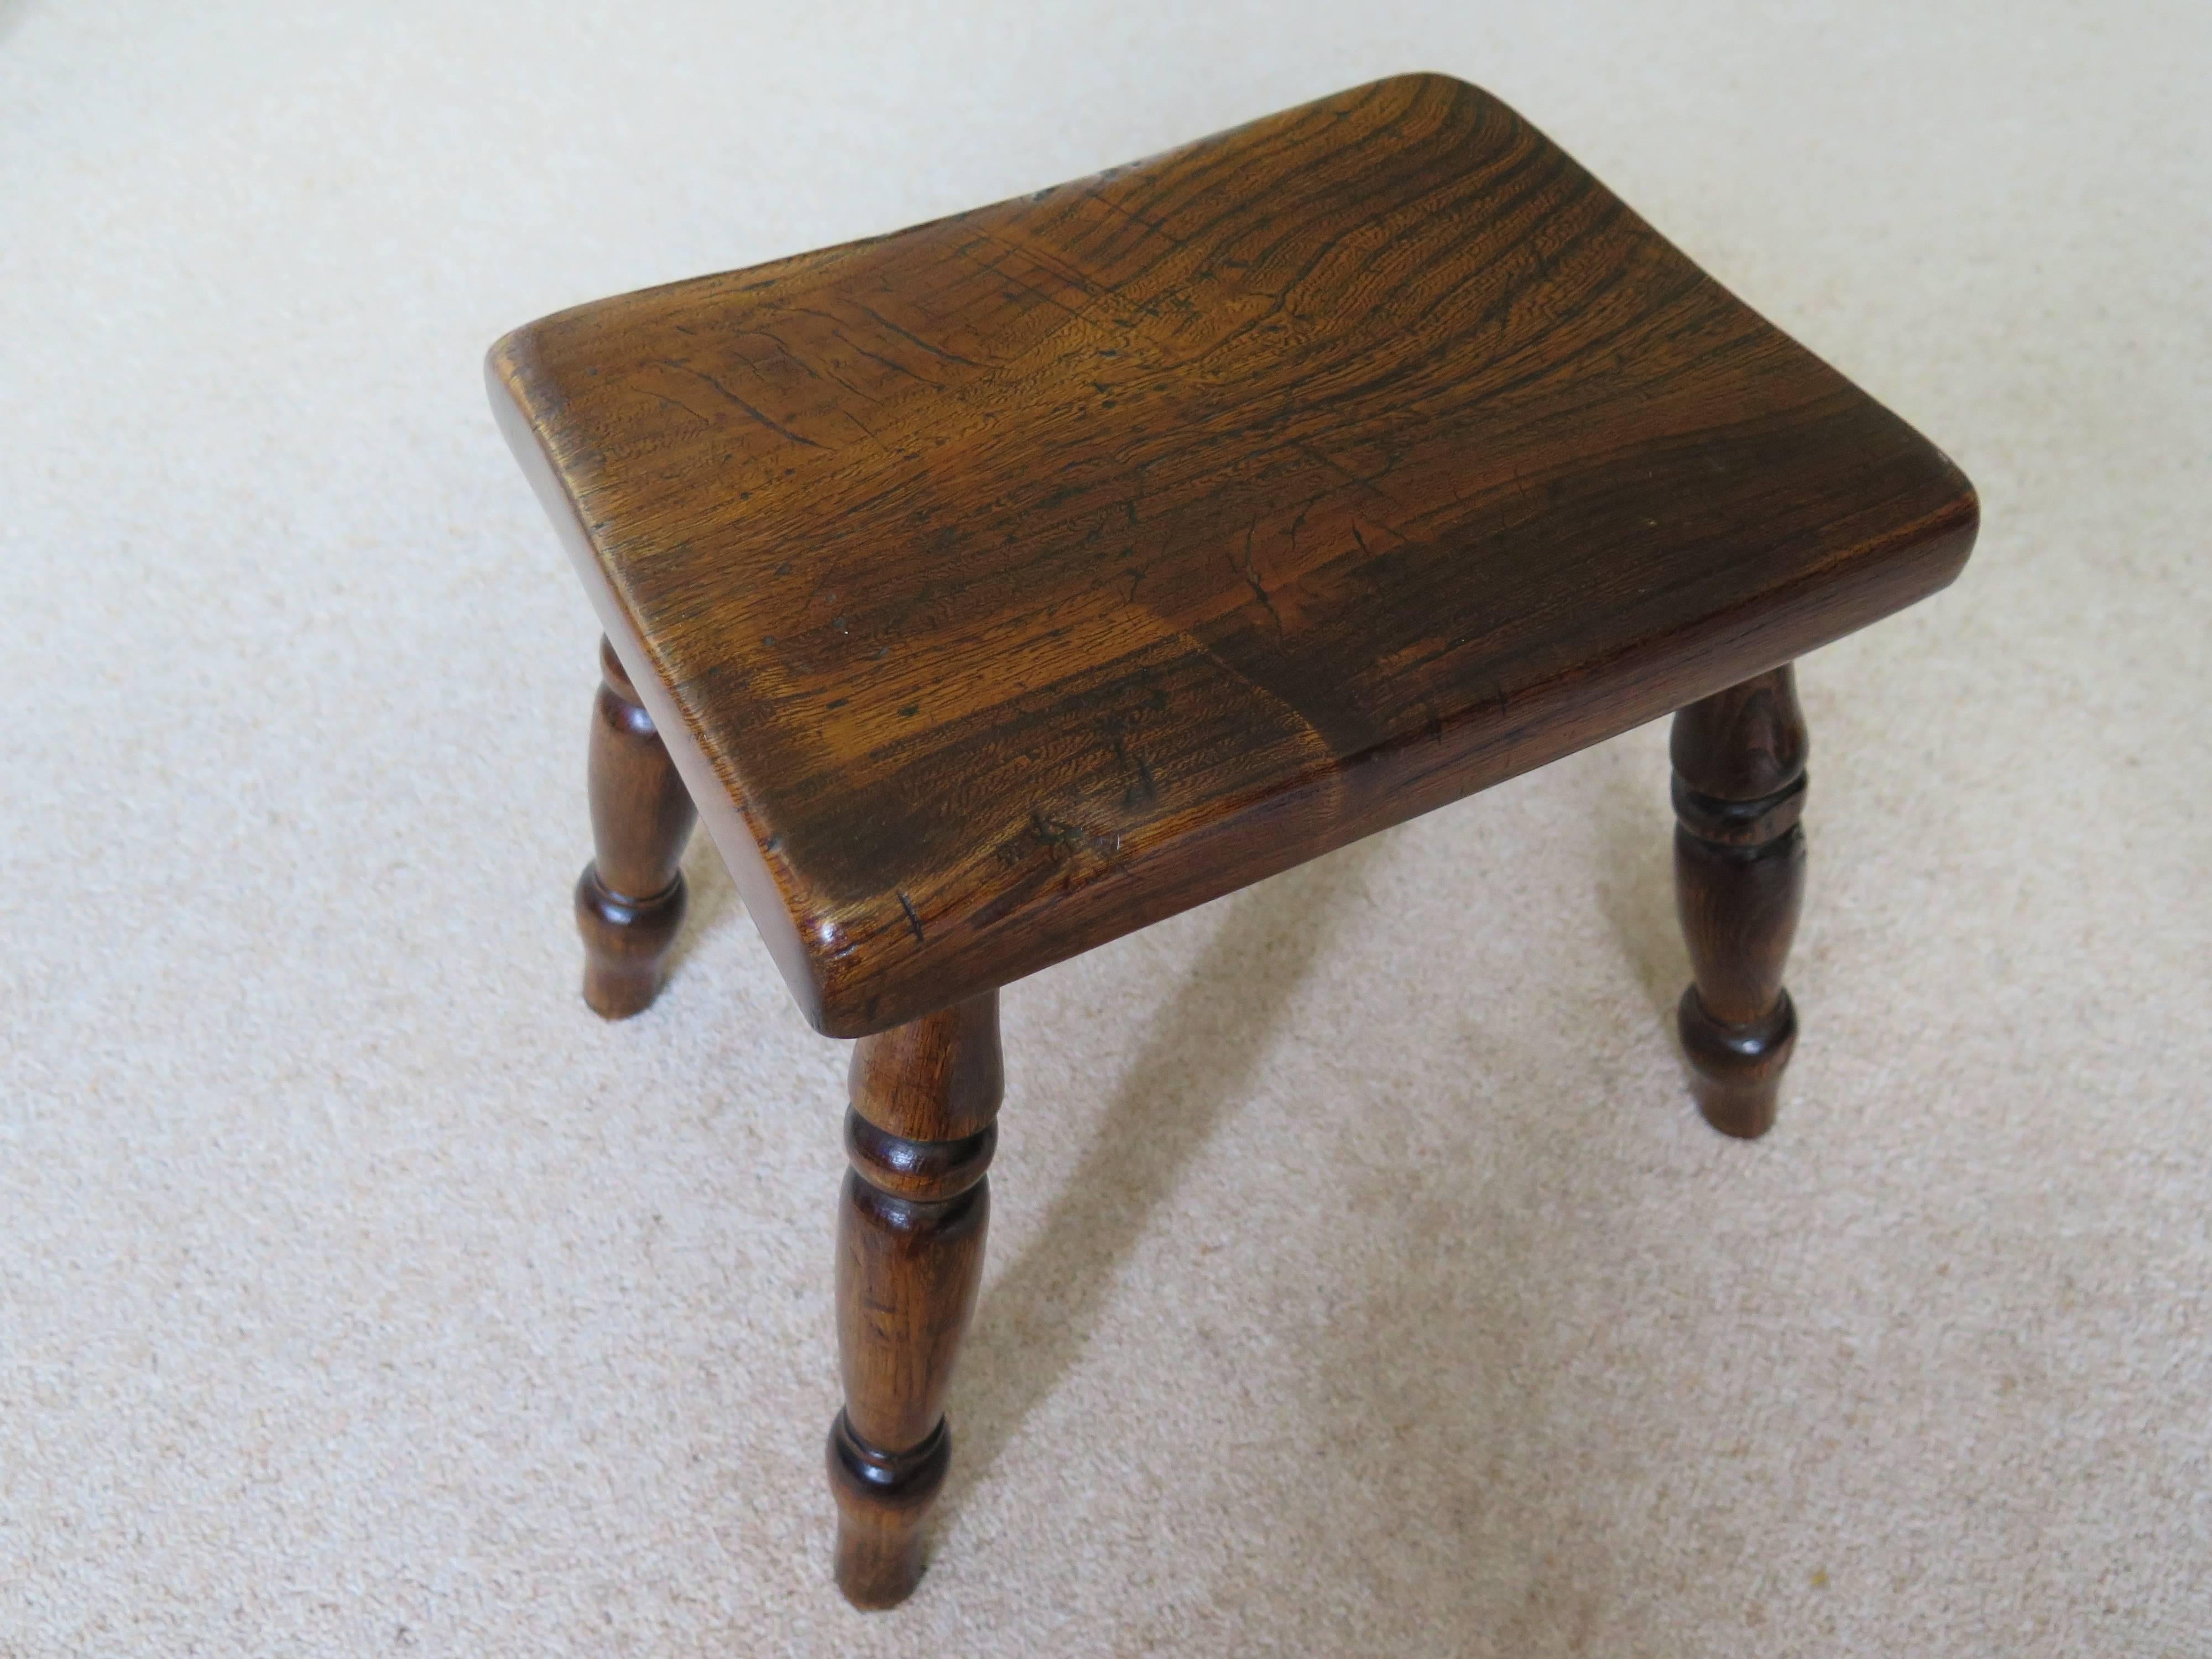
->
1671, 665, 1808, 1139
578, 636, 697, 1018
1676, 984, 1796, 1139
576, 863, 688, 1018
828, 993, 1001, 1609
827, 1412, 950, 1608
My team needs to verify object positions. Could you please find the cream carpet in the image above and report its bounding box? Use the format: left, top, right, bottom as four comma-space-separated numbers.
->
4, 1, 2208, 1652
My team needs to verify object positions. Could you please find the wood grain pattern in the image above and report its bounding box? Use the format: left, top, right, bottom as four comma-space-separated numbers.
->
577, 635, 698, 1016
491, 72, 1978, 1036
828, 991, 1001, 1607
1672, 664, 1808, 1138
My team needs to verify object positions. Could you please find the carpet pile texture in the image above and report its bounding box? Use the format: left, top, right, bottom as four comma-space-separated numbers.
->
4, 2, 2207, 1652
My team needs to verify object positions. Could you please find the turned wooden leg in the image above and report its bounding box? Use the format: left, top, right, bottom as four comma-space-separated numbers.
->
827, 991, 1001, 1609
577, 635, 697, 1018
1672, 664, 1809, 1139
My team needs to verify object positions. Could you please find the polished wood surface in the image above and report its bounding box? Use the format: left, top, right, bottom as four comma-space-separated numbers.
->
492, 71, 1978, 1037
828, 991, 1002, 1606
577, 635, 697, 1016
1672, 665, 1808, 1137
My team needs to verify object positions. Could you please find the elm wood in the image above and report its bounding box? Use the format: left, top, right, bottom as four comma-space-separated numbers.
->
488, 71, 1979, 1037
1672, 665, 1809, 1138
829, 990, 1001, 1608
577, 635, 698, 1016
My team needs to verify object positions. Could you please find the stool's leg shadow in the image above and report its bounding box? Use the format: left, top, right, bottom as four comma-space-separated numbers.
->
1671, 664, 1809, 1138
827, 992, 1001, 1609
576, 635, 697, 1017
942, 847, 1381, 1524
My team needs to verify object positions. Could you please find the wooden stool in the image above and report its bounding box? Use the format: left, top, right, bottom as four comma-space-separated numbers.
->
488, 75, 1976, 1608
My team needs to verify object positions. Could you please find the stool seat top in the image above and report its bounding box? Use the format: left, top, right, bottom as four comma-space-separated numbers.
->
490, 73, 1976, 1036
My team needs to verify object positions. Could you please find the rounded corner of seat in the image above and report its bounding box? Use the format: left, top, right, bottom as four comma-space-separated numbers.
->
1385, 69, 1505, 115
484, 323, 551, 420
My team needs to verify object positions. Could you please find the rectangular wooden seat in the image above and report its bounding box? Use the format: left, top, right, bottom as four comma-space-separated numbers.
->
489, 72, 1976, 1037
